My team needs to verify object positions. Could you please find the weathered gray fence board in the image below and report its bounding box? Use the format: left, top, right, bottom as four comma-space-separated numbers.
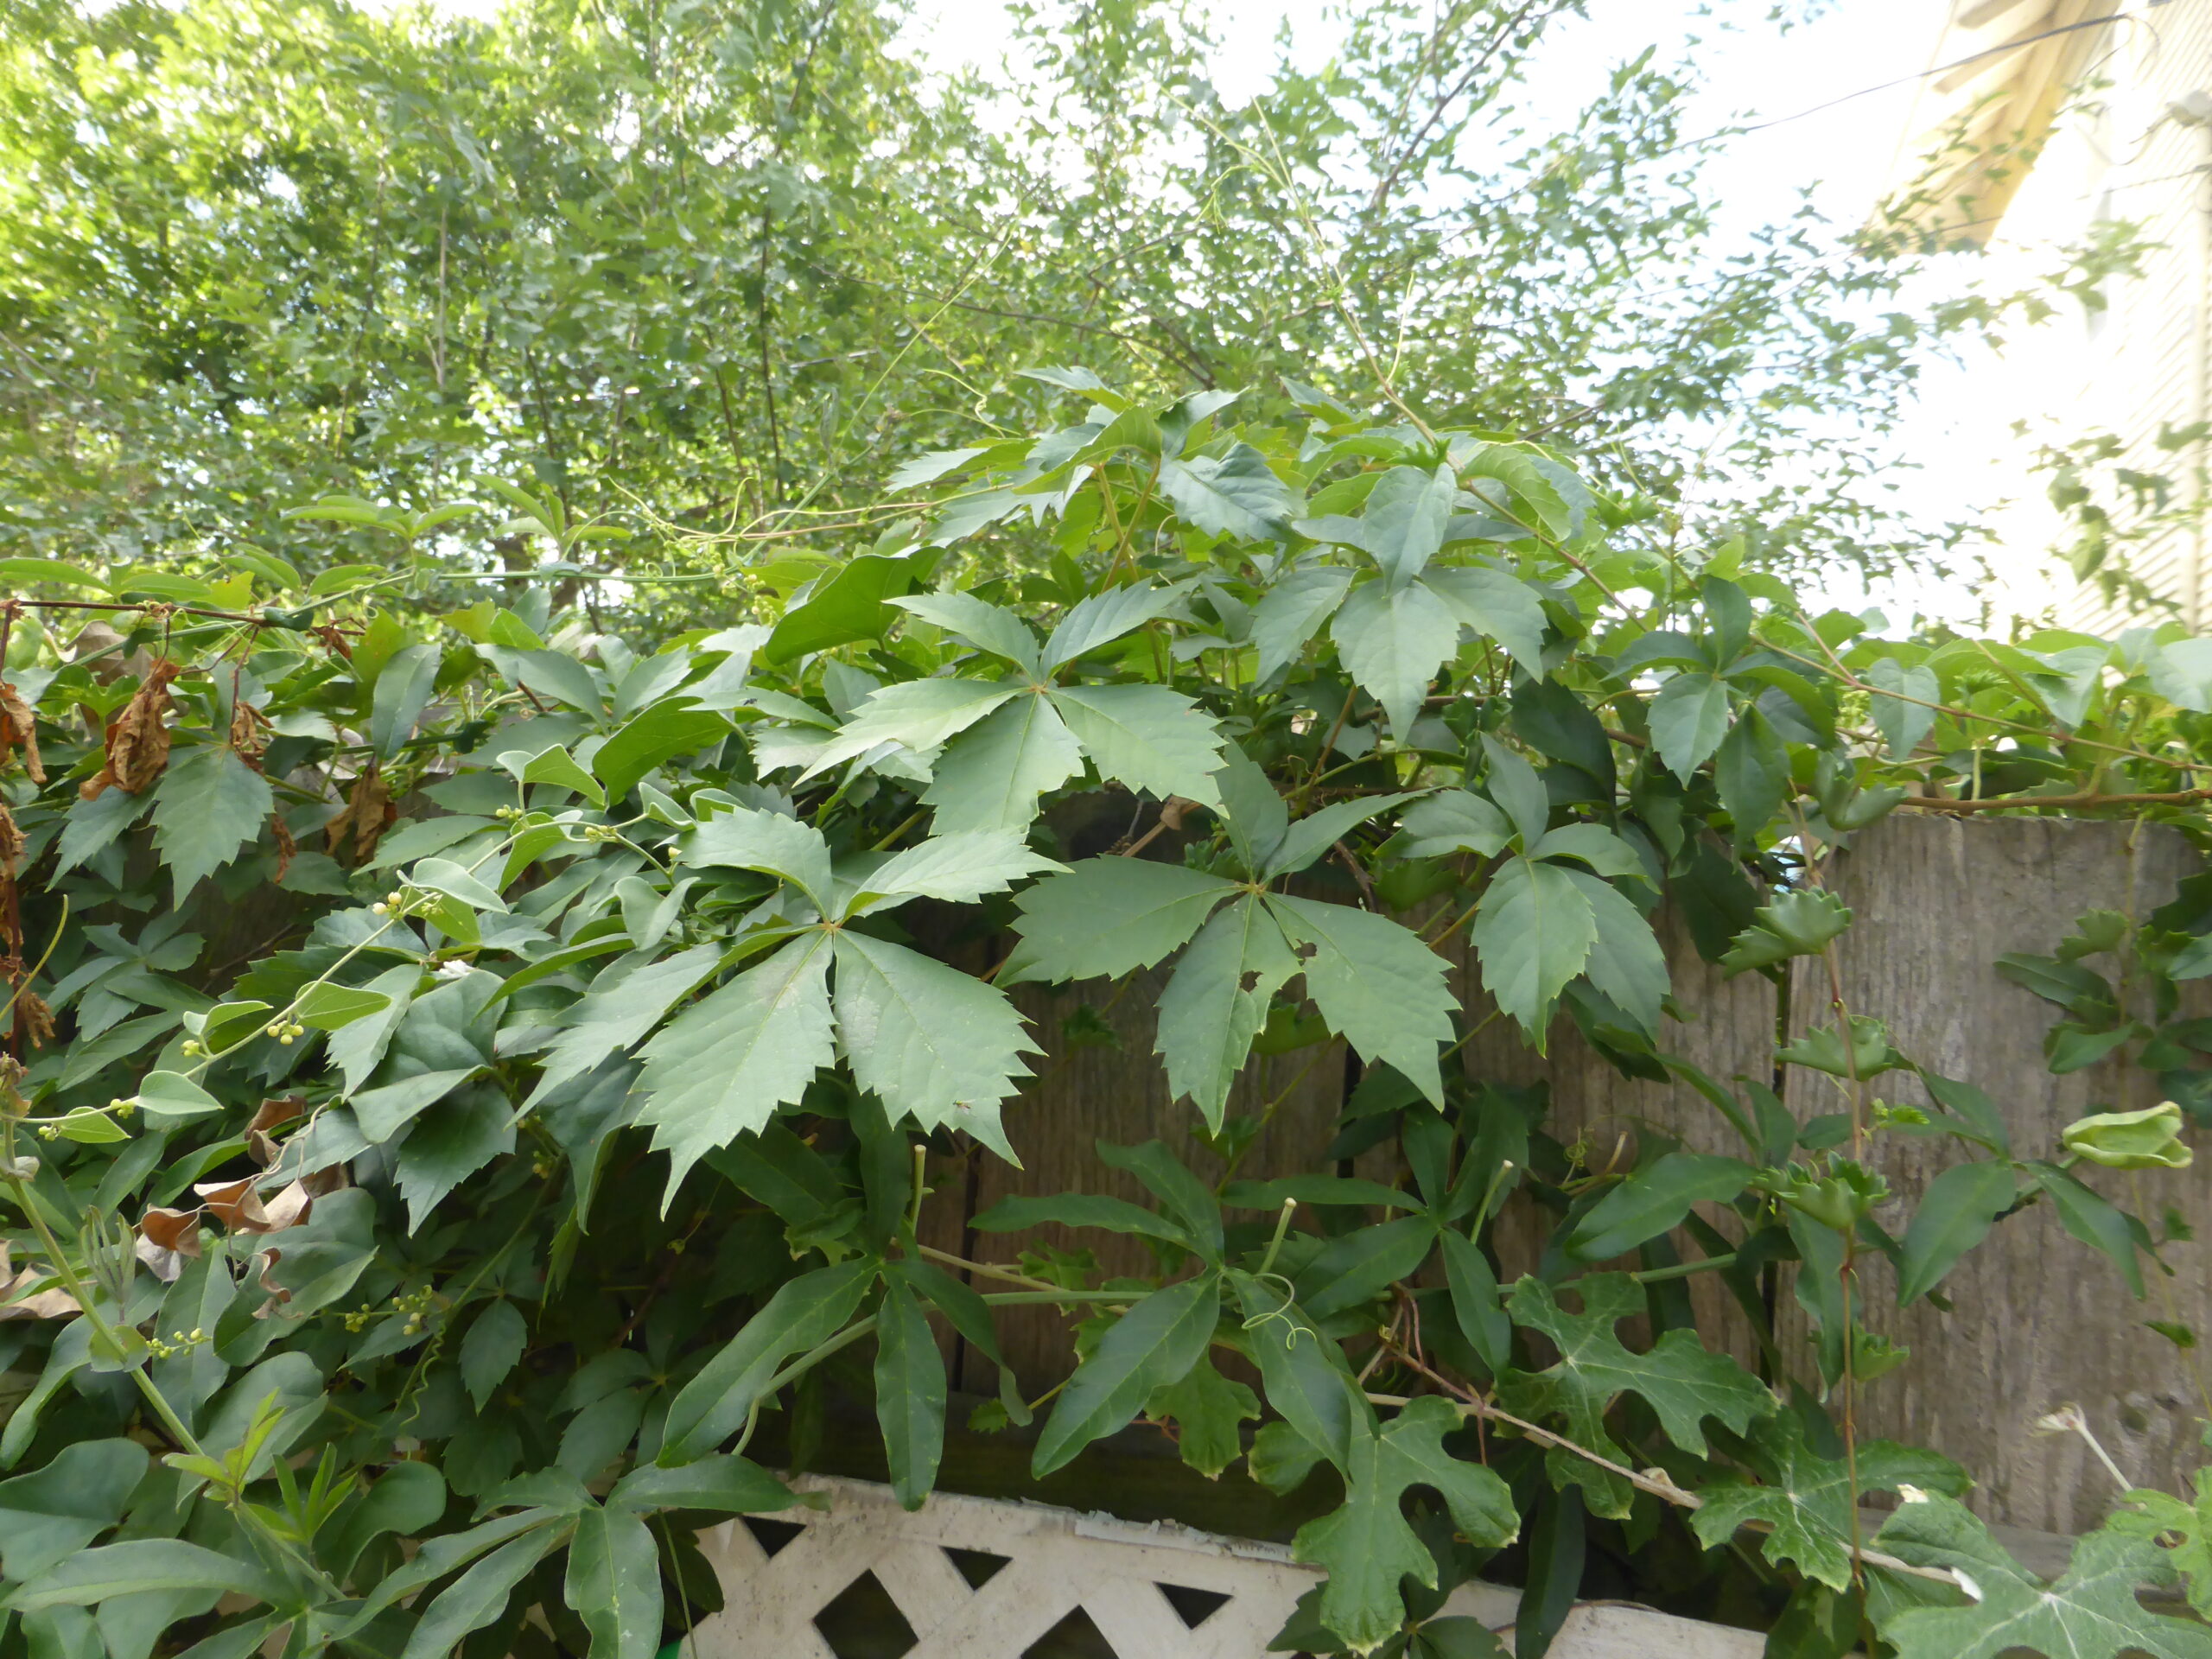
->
919, 816, 2210, 1532
1779, 815, 2209, 1534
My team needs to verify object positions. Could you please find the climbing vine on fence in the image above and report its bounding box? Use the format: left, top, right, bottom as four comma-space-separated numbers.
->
6, 372, 2212, 1658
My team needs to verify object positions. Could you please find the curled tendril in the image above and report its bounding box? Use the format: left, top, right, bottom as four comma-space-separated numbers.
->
1239, 1271, 1309, 1350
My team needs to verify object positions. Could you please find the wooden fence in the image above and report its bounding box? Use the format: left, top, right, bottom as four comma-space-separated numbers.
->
922, 815, 2211, 1537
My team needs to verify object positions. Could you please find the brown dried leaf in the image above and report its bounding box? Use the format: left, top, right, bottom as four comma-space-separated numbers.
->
80, 659, 181, 801
228, 699, 270, 768
301, 1161, 350, 1198
0, 681, 42, 784
324, 758, 396, 865
194, 1175, 271, 1233
245, 1096, 304, 1166
259, 1180, 314, 1233
139, 1205, 204, 1255
11, 989, 54, 1052
0, 798, 23, 879
0, 1243, 79, 1319
270, 811, 296, 883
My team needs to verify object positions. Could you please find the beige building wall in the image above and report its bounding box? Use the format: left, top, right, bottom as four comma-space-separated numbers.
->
1885, 0, 2212, 632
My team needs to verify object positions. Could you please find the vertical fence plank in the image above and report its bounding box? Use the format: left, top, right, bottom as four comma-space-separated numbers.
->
1778, 814, 2209, 1534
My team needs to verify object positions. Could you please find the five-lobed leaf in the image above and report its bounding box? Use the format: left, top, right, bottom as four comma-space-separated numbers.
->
1501, 1274, 1774, 1516
1291, 1396, 1519, 1651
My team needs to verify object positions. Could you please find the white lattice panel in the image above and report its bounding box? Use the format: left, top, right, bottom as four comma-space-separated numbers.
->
690, 1474, 1764, 1658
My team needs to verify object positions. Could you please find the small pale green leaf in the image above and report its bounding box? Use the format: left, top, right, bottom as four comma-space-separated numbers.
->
1648, 671, 1731, 780
1471, 855, 1595, 1043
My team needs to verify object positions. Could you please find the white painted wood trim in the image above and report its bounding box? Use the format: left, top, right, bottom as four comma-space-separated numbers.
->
688, 1474, 1766, 1657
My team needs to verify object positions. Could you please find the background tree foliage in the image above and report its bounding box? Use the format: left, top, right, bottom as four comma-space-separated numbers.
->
0, 0, 2130, 595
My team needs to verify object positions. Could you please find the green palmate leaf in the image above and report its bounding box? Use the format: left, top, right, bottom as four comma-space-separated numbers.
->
924, 692, 1082, 831
632, 935, 837, 1194
11, 1541, 287, 1611
1777, 1014, 1907, 1079
847, 831, 1064, 913
1440, 1230, 1511, 1373
806, 677, 1019, 779
1691, 1410, 1966, 1590
1500, 1274, 1774, 1516
764, 552, 932, 663
1719, 887, 1853, 976
1155, 442, 1300, 541
874, 1280, 947, 1510
830, 932, 1033, 1154
679, 804, 836, 912
461, 1300, 529, 1411
1292, 1397, 1519, 1652
411, 855, 509, 913
1713, 704, 1790, 836
1648, 671, 1731, 780
2033, 1165, 2145, 1296
370, 643, 440, 759
1471, 855, 1595, 1043
1528, 823, 1648, 883
564, 1505, 663, 1659
1251, 564, 1354, 681
1268, 894, 1458, 1105
1267, 791, 1421, 881
1155, 896, 1300, 1129
1212, 744, 1291, 873
608, 1455, 798, 1515
0, 1439, 149, 1583
1001, 857, 1234, 982
1422, 565, 1548, 673
151, 746, 275, 904
131, 1070, 221, 1124
1865, 657, 1940, 759
1329, 577, 1459, 737
401, 1530, 565, 1659
893, 590, 1042, 671
2110, 1470, 2212, 1618
1895, 1161, 2019, 1305
1396, 790, 1514, 859
1294, 1215, 1440, 1319
529, 944, 724, 1105
1033, 1272, 1221, 1477
972, 1191, 1195, 1246
1144, 1356, 1259, 1480
1558, 868, 1668, 1035
505, 741, 607, 805
1229, 1270, 1365, 1469
1050, 683, 1226, 805
1357, 463, 1455, 587
1873, 1493, 2212, 1659
1041, 581, 1185, 669
326, 1463, 448, 1581
592, 701, 732, 801
292, 982, 393, 1032
1567, 1153, 1753, 1262
1478, 737, 1552, 851
659, 1261, 876, 1465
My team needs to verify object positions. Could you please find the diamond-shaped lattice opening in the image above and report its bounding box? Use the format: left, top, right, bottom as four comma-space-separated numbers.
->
813, 1570, 918, 1659
944, 1546, 1013, 1589
1158, 1584, 1231, 1629
741, 1516, 806, 1559
1021, 1605, 1121, 1659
